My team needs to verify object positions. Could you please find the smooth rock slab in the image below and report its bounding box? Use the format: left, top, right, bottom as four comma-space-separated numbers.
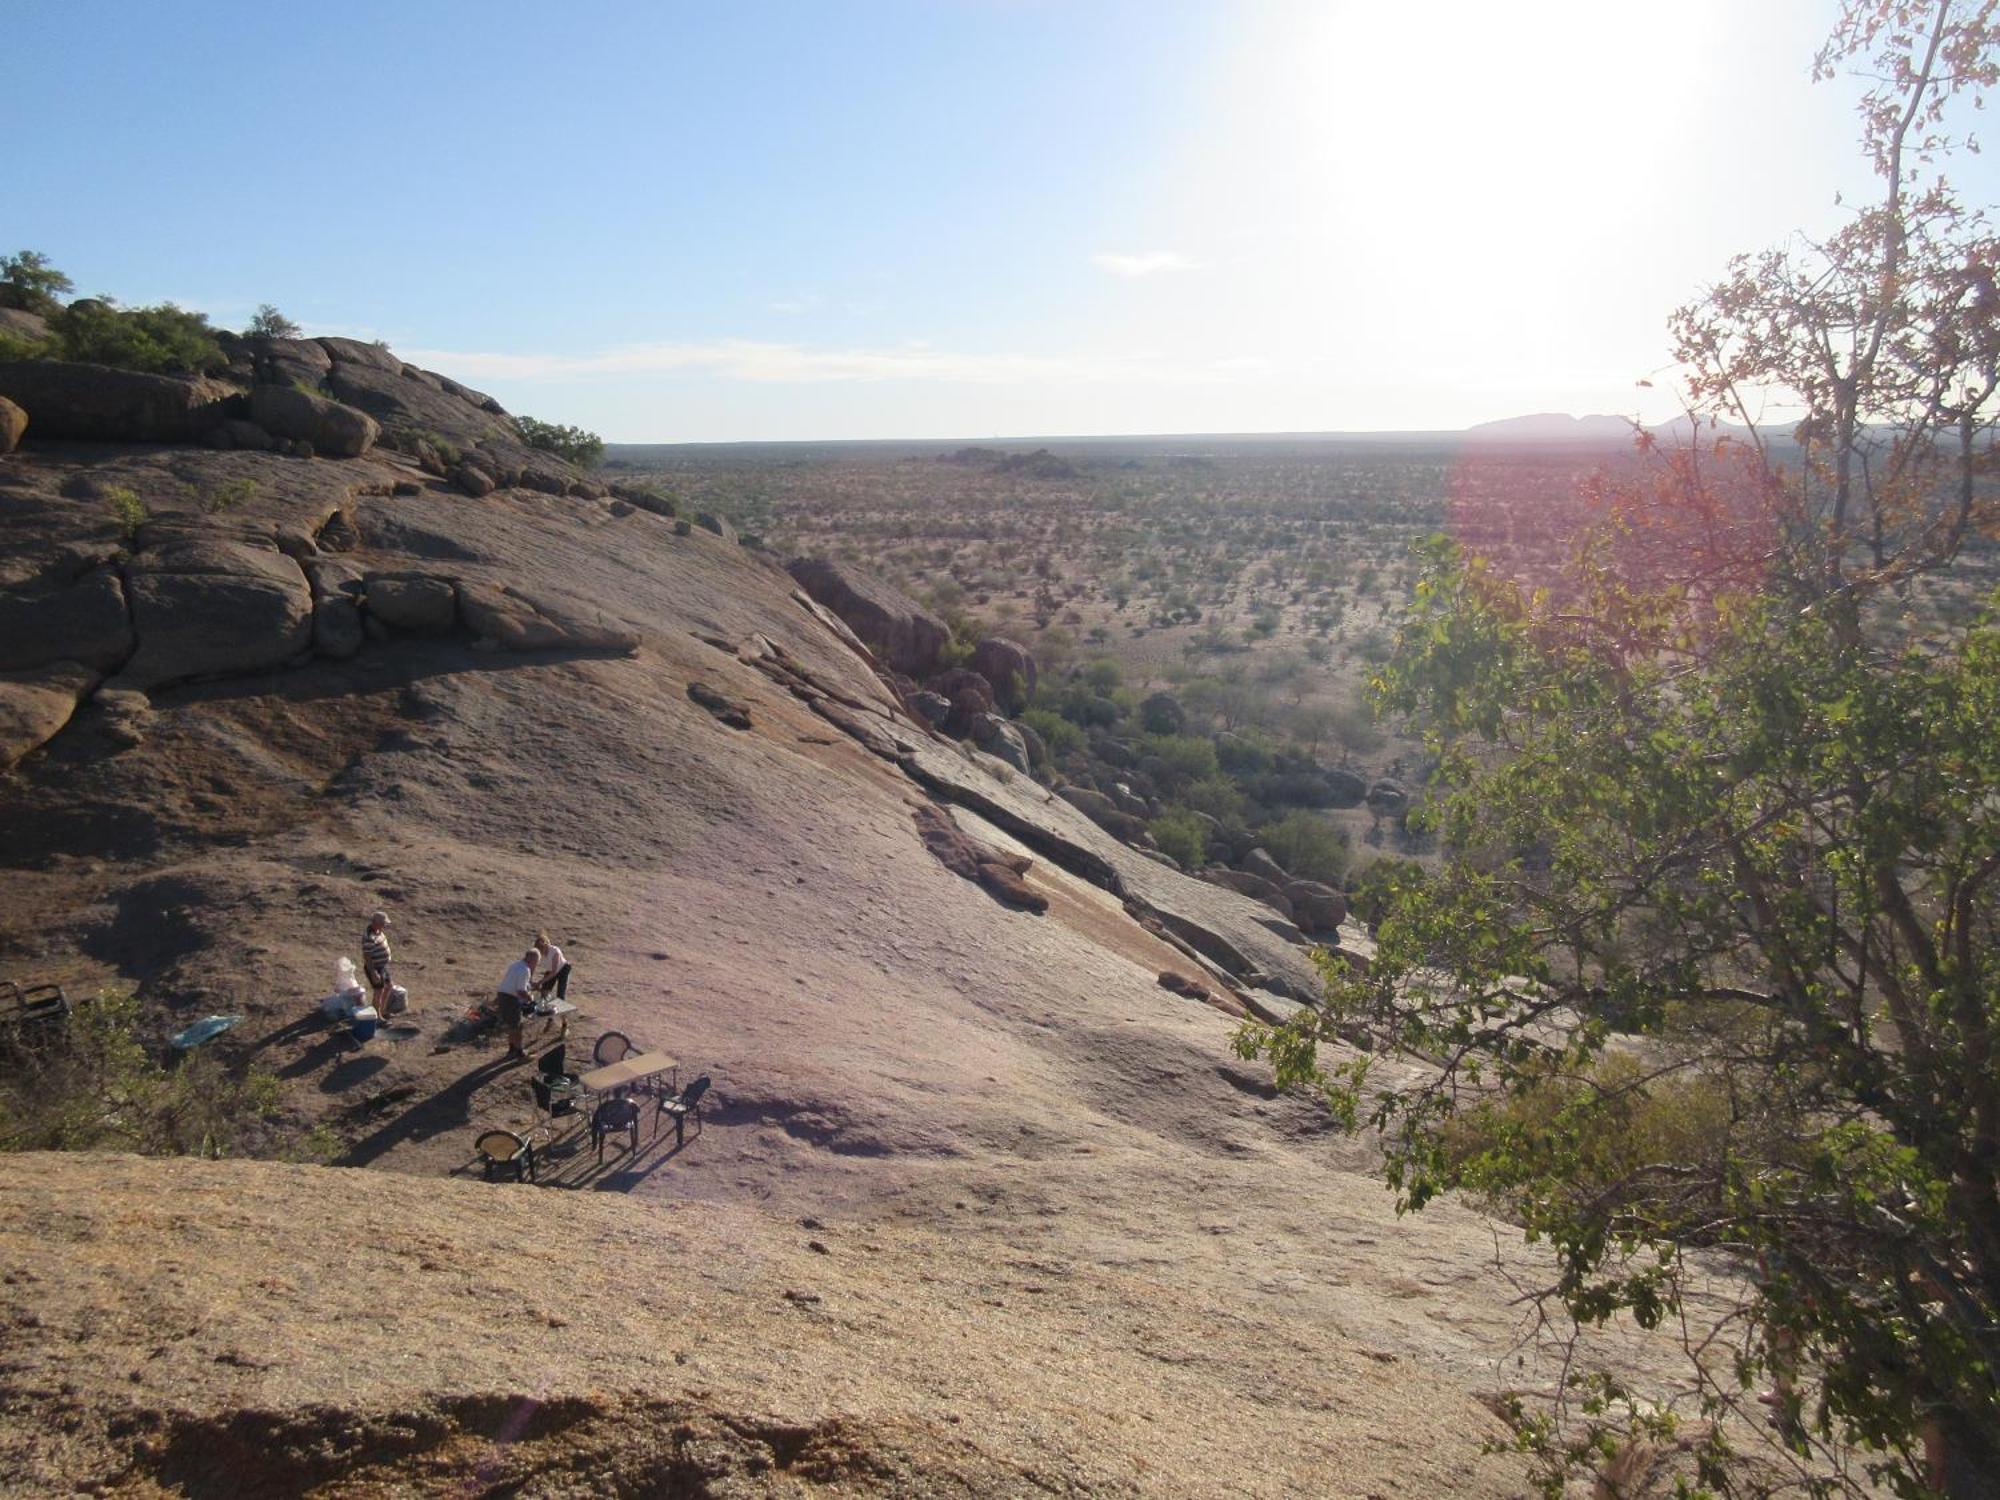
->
119, 542, 312, 690
0, 568, 133, 673
0, 660, 98, 769
366, 575, 457, 634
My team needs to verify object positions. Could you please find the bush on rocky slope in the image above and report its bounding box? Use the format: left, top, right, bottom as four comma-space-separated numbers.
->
0, 991, 282, 1157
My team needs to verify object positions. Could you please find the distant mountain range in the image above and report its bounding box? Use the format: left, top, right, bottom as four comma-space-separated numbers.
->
1464, 412, 1639, 443
1467, 411, 1767, 445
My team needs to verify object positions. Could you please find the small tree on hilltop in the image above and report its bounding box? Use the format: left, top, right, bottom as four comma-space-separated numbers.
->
0, 250, 73, 316
1237, 5, 2000, 1496
246, 303, 301, 339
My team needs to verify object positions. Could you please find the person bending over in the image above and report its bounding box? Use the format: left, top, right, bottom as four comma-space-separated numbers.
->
496, 948, 536, 1061
532, 932, 572, 1001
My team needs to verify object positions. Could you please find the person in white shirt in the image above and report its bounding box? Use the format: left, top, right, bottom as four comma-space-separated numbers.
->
496, 948, 536, 1060
532, 933, 572, 1001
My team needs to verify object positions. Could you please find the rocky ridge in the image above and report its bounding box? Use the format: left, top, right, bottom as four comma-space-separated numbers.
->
0, 336, 1673, 1496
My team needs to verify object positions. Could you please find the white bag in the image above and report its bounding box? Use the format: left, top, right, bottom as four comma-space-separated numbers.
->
385, 984, 409, 1017
335, 956, 360, 993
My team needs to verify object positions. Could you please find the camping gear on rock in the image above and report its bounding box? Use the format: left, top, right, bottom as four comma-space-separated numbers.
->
384, 984, 409, 1017
170, 1014, 242, 1051
335, 957, 361, 993
349, 1005, 379, 1044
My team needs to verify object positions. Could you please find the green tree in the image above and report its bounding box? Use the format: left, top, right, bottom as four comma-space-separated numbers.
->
246, 303, 302, 338
57, 299, 224, 374
0, 249, 73, 315
517, 414, 605, 468
1237, 6, 2000, 1495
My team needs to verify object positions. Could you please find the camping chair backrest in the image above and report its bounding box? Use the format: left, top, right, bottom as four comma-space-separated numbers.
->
592, 1031, 634, 1067
538, 1044, 567, 1078
593, 1095, 641, 1131
679, 1075, 711, 1110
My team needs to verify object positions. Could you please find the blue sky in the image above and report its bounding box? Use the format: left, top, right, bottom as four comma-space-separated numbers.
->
8, 1, 1987, 440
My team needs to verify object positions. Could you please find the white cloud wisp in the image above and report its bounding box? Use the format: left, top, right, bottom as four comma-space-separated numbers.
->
1090, 250, 1201, 277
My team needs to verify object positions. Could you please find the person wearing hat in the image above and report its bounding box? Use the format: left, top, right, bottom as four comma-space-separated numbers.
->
361, 911, 393, 1012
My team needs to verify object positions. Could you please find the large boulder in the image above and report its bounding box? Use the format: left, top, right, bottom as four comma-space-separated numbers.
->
1241, 847, 1289, 886
315, 354, 523, 464
0, 362, 240, 443
929, 667, 996, 736
0, 569, 133, 673
0, 661, 98, 770
970, 637, 1036, 713
0, 395, 25, 454
315, 336, 404, 373
366, 575, 457, 635
1058, 785, 1119, 823
245, 335, 333, 392
1366, 778, 1410, 820
1284, 880, 1348, 933
1200, 867, 1294, 921
118, 540, 313, 691
458, 582, 639, 656
694, 510, 737, 544
313, 594, 364, 659
787, 557, 951, 678
247, 383, 379, 459
969, 713, 1031, 774
1321, 766, 1367, 807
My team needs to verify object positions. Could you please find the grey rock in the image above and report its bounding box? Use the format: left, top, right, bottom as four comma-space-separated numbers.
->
454, 464, 495, 497
0, 395, 25, 453
1241, 847, 1288, 885
1110, 782, 1150, 818
910, 690, 951, 729
248, 383, 379, 459
969, 637, 1036, 713
366, 575, 457, 635
1284, 880, 1348, 933
1014, 718, 1048, 770
694, 510, 737, 543
1366, 779, 1409, 819
0, 569, 133, 673
1321, 766, 1367, 807
219, 417, 275, 452
119, 541, 312, 690
315, 336, 403, 372
0, 660, 98, 769
0, 362, 241, 443
313, 594, 364, 659
1057, 785, 1118, 822
970, 713, 1030, 774
1201, 867, 1294, 921
788, 557, 950, 678
458, 582, 638, 656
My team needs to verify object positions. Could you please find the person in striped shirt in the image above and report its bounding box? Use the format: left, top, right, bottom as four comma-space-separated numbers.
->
361, 911, 392, 1009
